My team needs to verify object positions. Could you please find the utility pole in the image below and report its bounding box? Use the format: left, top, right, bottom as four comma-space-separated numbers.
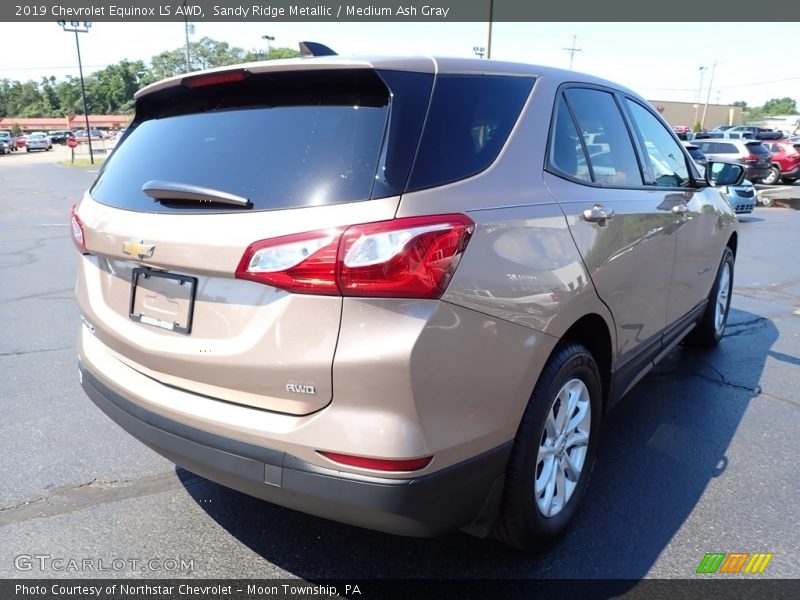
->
701, 61, 717, 129
694, 66, 706, 126
563, 35, 582, 70
486, 0, 493, 59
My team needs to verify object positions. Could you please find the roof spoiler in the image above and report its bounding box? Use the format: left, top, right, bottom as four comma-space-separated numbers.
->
299, 41, 338, 58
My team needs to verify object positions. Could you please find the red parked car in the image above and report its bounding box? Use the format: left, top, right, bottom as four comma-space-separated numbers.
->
762, 140, 800, 184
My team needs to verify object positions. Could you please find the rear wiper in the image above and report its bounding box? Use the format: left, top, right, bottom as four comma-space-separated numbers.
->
142, 180, 251, 208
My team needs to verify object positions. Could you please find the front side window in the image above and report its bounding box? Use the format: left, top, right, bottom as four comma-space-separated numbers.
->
564, 88, 642, 187
626, 100, 690, 187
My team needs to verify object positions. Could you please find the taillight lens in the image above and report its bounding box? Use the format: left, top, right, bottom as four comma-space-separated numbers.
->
743, 155, 759, 162
235, 214, 474, 299
70, 205, 87, 253
235, 229, 343, 295
318, 451, 432, 472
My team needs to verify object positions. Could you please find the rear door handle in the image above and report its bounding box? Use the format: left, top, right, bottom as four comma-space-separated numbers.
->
583, 204, 615, 223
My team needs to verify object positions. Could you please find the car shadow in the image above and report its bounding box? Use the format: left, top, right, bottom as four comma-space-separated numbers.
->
737, 216, 765, 223
178, 307, 776, 582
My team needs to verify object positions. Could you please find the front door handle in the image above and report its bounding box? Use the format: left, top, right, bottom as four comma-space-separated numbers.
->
583, 204, 615, 224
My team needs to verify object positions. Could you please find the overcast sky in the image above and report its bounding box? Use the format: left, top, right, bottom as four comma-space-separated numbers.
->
1, 21, 798, 107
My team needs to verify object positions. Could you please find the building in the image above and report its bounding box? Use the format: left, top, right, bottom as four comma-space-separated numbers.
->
0, 114, 131, 132
648, 100, 743, 130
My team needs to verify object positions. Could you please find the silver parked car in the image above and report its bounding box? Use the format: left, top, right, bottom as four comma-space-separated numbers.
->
692, 138, 771, 182
73, 52, 744, 549
25, 131, 52, 152
682, 141, 755, 214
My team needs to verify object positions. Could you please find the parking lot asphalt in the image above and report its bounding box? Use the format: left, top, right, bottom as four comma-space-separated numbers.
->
1, 152, 798, 581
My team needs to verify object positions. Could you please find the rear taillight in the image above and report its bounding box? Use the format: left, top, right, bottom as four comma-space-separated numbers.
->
318, 451, 432, 472
70, 205, 87, 253
236, 229, 343, 295
743, 155, 759, 162
235, 214, 475, 299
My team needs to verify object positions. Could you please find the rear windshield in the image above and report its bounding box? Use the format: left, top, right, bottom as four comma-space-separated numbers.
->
92, 70, 394, 213
745, 142, 770, 156
687, 147, 705, 160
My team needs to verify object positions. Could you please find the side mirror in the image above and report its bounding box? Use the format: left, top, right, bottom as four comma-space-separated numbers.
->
706, 161, 745, 187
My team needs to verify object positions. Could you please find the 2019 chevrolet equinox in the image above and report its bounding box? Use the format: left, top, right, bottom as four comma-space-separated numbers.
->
74, 52, 744, 549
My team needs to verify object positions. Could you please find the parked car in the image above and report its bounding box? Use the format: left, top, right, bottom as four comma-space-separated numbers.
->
49, 130, 75, 145
683, 141, 754, 214
0, 131, 16, 153
672, 125, 690, 139
761, 140, 800, 184
692, 139, 772, 182
73, 54, 744, 550
724, 126, 783, 140
25, 132, 52, 152
0, 132, 12, 154
16, 134, 27, 149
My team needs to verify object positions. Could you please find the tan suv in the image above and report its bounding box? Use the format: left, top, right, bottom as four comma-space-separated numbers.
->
73, 53, 744, 549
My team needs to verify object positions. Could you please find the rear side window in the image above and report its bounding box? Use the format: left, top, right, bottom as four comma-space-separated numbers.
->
407, 75, 534, 191
563, 88, 642, 187
92, 70, 395, 213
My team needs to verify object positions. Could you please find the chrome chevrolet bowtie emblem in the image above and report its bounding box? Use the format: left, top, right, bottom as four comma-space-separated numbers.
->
122, 239, 156, 260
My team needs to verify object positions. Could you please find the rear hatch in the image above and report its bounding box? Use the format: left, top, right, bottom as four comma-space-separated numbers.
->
744, 141, 772, 168
75, 64, 434, 415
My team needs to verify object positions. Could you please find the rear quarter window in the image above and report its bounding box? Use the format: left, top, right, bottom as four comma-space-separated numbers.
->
406, 75, 534, 191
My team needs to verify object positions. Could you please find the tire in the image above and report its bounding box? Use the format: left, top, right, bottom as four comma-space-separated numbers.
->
26, 148, 30, 153
781, 177, 797, 184
493, 342, 602, 550
684, 246, 734, 348
762, 165, 780, 185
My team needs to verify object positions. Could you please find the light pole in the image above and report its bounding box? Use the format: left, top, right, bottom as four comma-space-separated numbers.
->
58, 20, 94, 165
694, 66, 707, 127
262, 34, 275, 58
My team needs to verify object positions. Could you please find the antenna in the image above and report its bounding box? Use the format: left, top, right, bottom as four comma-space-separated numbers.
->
563, 35, 582, 70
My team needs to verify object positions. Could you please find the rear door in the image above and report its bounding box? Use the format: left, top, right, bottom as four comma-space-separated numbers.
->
75, 67, 433, 415
545, 86, 678, 372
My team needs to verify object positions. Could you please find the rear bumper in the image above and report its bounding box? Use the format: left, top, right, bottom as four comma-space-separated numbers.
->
744, 165, 770, 181
79, 364, 510, 537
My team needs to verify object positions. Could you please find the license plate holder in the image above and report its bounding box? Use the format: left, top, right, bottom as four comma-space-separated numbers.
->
129, 268, 197, 334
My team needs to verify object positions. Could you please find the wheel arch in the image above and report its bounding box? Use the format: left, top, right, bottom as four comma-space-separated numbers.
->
727, 231, 738, 258
557, 313, 613, 411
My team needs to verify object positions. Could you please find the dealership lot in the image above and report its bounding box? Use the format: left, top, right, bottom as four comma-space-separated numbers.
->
1, 153, 798, 579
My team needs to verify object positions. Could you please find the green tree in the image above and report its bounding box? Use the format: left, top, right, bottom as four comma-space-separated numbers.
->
762, 97, 797, 115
